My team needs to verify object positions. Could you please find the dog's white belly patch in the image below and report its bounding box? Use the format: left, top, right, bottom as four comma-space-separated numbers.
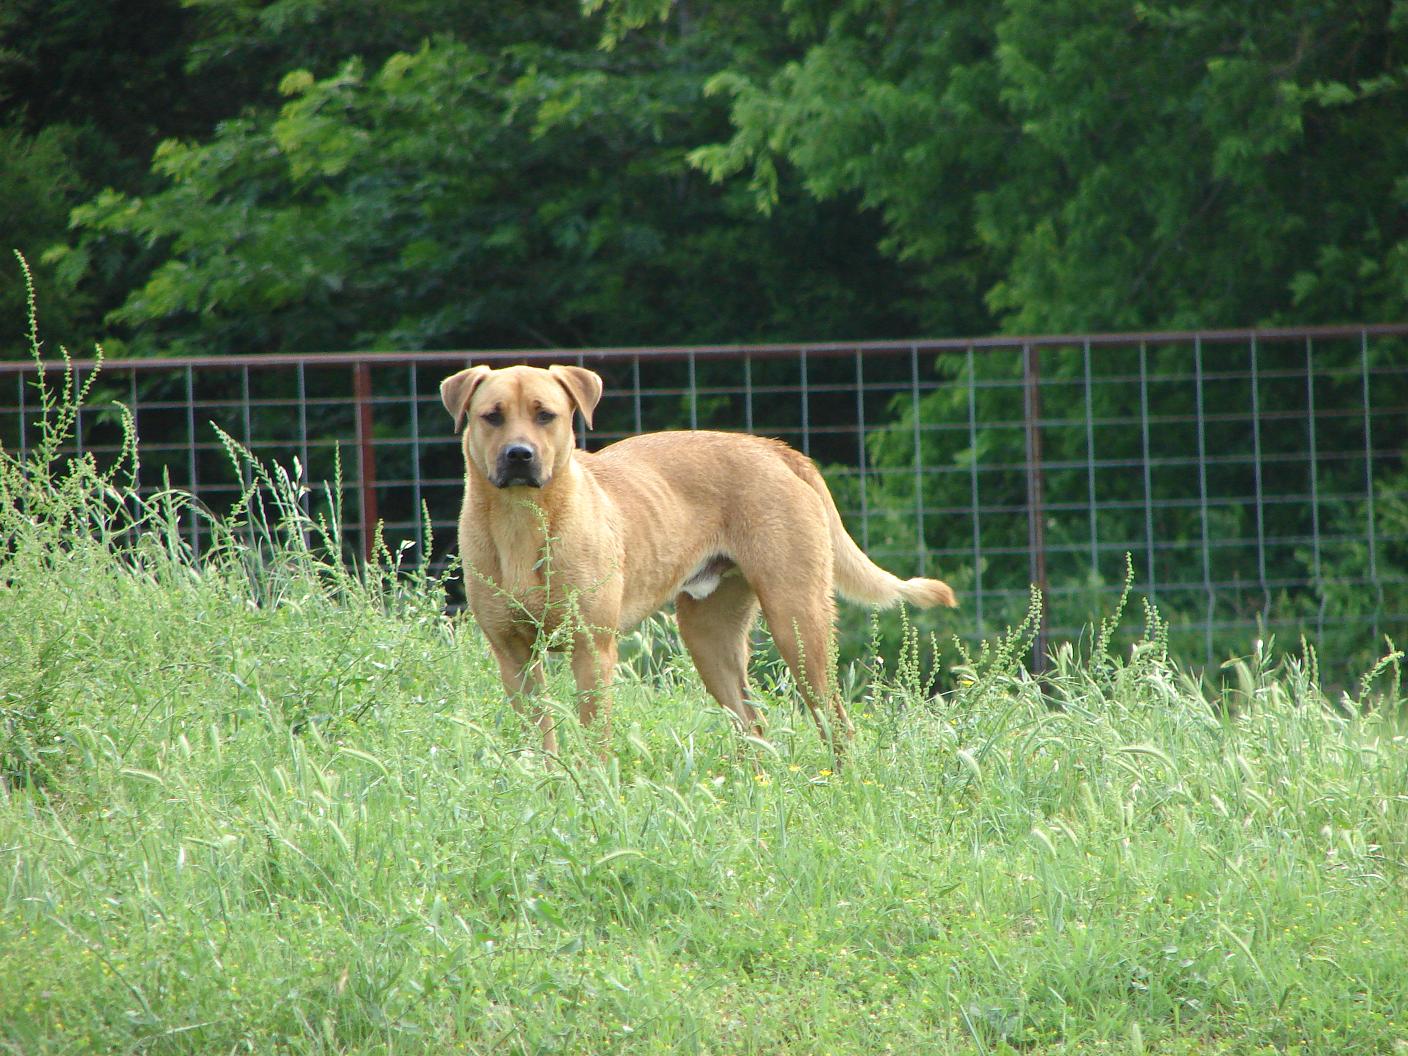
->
678, 555, 735, 600
681, 570, 722, 600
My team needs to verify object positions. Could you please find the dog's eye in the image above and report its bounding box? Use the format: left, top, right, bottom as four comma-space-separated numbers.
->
481, 410, 504, 426
535, 410, 557, 425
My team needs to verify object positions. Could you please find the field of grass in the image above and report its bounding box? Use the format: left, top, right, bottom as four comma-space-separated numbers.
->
3, 344, 1408, 1054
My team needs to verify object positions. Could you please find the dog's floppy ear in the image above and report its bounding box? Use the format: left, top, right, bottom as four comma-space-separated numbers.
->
548, 365, 603, 429
440, 366, 492, 433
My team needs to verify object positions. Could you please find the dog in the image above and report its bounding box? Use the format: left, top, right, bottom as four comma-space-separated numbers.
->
441, 363, 957, 758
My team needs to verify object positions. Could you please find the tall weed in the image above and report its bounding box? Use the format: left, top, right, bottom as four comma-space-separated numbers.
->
0, 261, 457, 784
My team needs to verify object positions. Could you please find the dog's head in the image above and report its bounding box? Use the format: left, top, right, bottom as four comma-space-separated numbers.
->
440, 364, 603, 489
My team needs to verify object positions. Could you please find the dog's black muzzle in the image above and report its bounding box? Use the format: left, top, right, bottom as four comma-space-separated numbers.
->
492, 443, 543, 488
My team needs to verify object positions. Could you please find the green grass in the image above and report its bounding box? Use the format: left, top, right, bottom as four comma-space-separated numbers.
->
3, 315, 1408, 1053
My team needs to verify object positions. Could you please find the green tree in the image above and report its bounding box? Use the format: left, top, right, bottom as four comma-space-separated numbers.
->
56, 9, 920, 356
0, 126, 88, 346
689, 0, 1408, 331
0, 0, 202, 356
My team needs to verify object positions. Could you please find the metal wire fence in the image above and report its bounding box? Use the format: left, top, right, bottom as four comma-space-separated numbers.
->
2, 325, 1405, 679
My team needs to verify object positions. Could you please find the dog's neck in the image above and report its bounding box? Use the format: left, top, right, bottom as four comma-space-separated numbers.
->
469, 455, 586, 589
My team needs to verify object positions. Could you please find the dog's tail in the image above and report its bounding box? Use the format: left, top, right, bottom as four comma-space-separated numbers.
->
781, 443, 958, 610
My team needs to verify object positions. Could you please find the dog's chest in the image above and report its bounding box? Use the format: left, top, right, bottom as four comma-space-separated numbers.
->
467, 549, 552, 630
463, 510, 547, 610
492, 528, 543, 597
467, 513, 606, 633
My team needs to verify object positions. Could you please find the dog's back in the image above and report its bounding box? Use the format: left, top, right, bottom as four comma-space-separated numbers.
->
583, 430, 956, 612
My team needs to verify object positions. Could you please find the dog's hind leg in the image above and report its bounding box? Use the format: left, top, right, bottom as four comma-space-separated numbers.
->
756, 587, 855, 757
676, 574, 764, 737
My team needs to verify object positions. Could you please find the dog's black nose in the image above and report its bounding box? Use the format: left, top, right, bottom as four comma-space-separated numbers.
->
504, 443, 535, 463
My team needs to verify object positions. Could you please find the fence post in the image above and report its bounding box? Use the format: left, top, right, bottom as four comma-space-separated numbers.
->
354, 362, 379, 564
1023, 343, 1050, 672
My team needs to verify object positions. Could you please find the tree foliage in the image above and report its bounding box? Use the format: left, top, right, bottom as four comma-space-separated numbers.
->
8, 0, 919, 359
0, 0, 204, 348
690, 0, 1408, 332
6, 0, 1408, 357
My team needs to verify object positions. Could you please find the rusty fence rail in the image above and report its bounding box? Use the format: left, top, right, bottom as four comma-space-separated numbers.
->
2, 325, 1406, 677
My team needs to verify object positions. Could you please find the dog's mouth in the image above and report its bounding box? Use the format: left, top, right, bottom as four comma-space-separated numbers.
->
491, 462, 545, 489
493, 472, 542, 489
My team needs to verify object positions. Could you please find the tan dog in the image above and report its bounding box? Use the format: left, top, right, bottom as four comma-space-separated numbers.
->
441, 363, 957, 758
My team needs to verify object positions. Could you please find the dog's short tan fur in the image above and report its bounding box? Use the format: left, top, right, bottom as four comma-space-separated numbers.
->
441, 363, 957, 757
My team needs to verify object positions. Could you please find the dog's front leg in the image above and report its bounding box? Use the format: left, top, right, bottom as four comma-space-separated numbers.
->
488, 633, 557, 757
571, 632, 617, 754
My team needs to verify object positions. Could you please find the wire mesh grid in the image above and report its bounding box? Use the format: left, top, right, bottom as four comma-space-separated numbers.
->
2, 326, 1405, 677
